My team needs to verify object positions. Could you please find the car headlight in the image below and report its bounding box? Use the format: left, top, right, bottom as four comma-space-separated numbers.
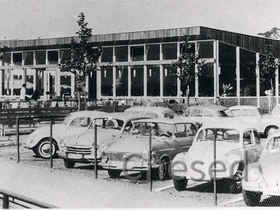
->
246, 166, 260, 182
59, 141, 66, 148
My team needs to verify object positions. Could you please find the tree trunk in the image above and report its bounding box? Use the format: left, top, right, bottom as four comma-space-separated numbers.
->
185, 85, 190, 107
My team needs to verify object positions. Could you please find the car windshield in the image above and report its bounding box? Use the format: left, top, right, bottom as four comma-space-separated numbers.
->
62, 114, 73, 124
196, 128, 240, 143
216, 110, 228, 117
103, 118, 124, 131
131, 122, 174, 136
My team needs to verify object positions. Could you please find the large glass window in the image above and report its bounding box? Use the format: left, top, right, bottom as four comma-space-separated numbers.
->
199, 63, 214, 97
162, 43, 177, 60
131, 65, 144, 96
147, 44, 160, 60
115, 46, 128, 62
199, 41, 214, 58
116, 66, 128, 96
13, 53, 22, 65
163, 64, 177, 96
35, 51, 46, 65
147, 65, 160, 96
131, 46, 144, 61
101, 66, 113, 96
219, 42, 236, 96
2, 53, 11, 66
24, 52, 33, 65
60, 73, 72, 98
101, 47, 113, 62
60, 50, 71, 64
48, 51, 58, 64
240, 49, 256, 96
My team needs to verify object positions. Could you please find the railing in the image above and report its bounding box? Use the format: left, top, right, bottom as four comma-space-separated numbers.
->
0, 188, 56, 208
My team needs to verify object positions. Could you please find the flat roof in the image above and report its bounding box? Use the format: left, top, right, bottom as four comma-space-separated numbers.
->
1, 26, 280, 57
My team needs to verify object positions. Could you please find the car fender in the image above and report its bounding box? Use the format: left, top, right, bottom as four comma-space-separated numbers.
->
26, 130, 61, 149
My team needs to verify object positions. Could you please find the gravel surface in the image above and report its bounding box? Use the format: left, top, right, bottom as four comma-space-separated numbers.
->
0, 134, 277, 208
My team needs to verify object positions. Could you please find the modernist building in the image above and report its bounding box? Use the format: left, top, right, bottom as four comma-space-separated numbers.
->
0, 26, 280, 108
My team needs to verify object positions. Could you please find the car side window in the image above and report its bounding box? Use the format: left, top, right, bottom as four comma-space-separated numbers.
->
204, 110, 213, 117
243, 130, 254, 146
253, 130, 261, 145
267, 137, 280, 150
70, 117, 90, 128
192, 109, 203, 117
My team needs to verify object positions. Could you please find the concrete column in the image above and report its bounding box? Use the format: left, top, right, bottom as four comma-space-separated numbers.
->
236, 47, 240, 105
0, 60, 2, 98
128, 66, 131, 97
56, 68, 61, 97
144, 65, 147, 98
10, 69, 14, 96
195, 41, 199, 98
256, 53, 260, 108
113, 66, 116, 98
71, 74, 75, 98
213, 41, 218, 103
44, 71, 48, 100
177, 42, 181, 97
275, 66, 279, 105
160, 65, 163, 97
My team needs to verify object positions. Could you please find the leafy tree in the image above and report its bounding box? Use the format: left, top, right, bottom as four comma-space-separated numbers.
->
60, 12, 102, 110
258, 46, 279, 93
169, 36, 204, 106
0, 46, 8, 60
258, 27, 280, 39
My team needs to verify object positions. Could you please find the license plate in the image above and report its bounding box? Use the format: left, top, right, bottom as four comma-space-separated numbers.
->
68, 154, 83, 159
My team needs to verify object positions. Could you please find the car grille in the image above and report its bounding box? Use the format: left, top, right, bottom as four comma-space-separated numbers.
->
66, 146, 92, 155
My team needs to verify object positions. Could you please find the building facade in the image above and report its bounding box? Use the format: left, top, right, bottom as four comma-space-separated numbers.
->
1, 26, 280, 109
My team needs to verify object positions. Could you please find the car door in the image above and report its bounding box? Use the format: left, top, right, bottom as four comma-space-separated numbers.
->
242, 129, 261, 166
172, 123, 195, 153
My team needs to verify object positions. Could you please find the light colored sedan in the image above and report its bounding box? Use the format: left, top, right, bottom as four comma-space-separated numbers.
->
242, 129, 280, 206
99, 119, 197, 180
229, 105, 280, 136
181, 105, 231, 127
58, 113, 150, 168
24, 110, 107, 158
124, 106, 177, 119
172, 120, 262, 193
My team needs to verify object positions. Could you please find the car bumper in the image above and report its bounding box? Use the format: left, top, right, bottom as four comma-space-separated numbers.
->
58, 152, 100, 163
100, 160, 159, 171
242, 181, 280, 196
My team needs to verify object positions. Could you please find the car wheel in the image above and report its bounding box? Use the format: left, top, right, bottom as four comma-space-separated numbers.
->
157, 158, 170, 181
228, 170, 242, 193
108, 170, 121, 178
35, 139, 57, 159
266, 126, 278, 137
242, 189, 261, 206
64, 160, 76, 168
173, 178, 188, 191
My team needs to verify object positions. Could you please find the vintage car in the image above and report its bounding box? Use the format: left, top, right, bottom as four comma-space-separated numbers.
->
58, 113, 150, 168
228, 105, 280, 136
271, 104, 280, 117
181, 105, 232, 127
242, 129, 280, 206
99, 119, 197, 180
24, 110, 107, 158
124, 106, 177, 119
172, 120, 262, 193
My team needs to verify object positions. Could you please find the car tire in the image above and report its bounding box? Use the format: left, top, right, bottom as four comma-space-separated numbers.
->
228, 170, 242, 193
35, 139, 57, 159
108, 170, 121, 178
64, 160, 76, 168
157, 158, 170, 181
242, 189, 261, 206
173, 178, 188, 191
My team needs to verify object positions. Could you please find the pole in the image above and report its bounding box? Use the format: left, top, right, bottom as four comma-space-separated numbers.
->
3, 194, 9, 209
149, 128, 152, 192
16, 117, 20, 163
94, 123, 98, 179
50, 119, 53, 169
214, 132, 217, 205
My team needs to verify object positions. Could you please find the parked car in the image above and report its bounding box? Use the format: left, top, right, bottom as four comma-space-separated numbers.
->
58, 113, 150, 168
229, 105, 280, 136
24, 110, 107, 158
124, 106, 177, 119
271, 104, 280, 117
172, 120, 262, 193
242, 129, 280, 206
181, 105, 232, 127
99, 118, 197, 180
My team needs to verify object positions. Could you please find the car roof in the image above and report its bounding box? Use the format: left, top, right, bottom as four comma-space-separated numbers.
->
266, 129, 280, 139
69, 110, 107, 117
200, 119, 255, 131
124, 106, 175, 114
228, 105, 258, 110
132, 118, 197, 125
186, 105, 227, 111
104, 112, 150, 121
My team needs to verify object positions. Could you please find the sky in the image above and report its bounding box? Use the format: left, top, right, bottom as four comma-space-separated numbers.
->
1, 0, 280, 40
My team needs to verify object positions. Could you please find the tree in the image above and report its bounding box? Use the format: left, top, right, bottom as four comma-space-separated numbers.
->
258, 46, 279, 93
169, 36, 204, 106
258, 27, 280, 39
258, 45, 279, 112
60, 12, 102, 110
